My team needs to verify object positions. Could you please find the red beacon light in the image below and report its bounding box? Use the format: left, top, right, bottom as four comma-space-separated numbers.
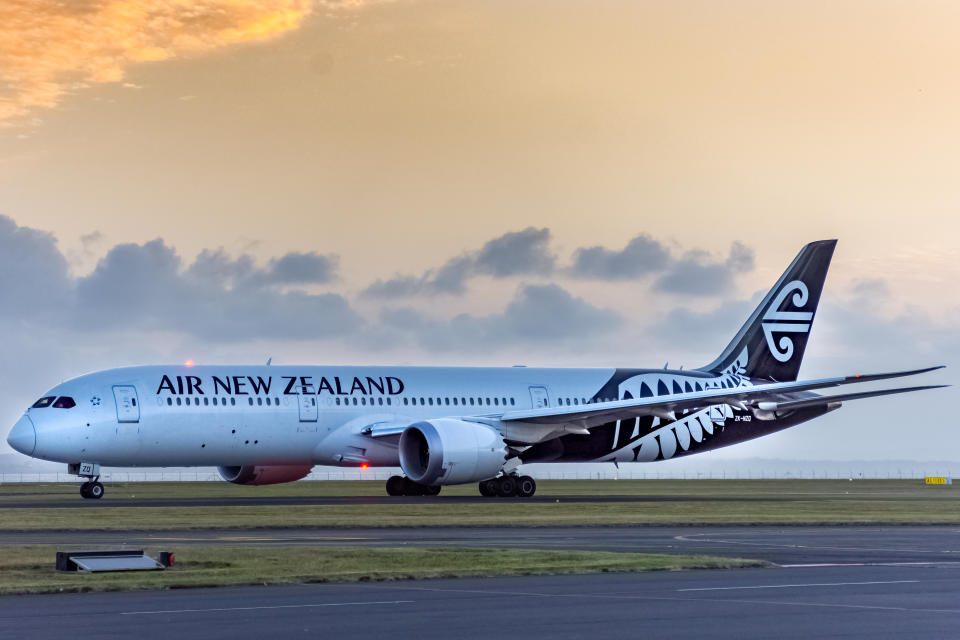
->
185, 360, 194, 367
360, 463, 369, 470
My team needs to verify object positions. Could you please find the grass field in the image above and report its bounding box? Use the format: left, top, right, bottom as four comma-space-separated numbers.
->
0, 546, 765, 595
2, 479, 959, 529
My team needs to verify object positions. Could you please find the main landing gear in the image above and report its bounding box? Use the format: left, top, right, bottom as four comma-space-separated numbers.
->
386, 475, 442, 497
80, 480, 105, 500
479, 475, 536, 498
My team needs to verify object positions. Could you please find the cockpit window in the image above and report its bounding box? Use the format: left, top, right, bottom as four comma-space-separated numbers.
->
52, 396, 76, 409
31, 396, 56, 408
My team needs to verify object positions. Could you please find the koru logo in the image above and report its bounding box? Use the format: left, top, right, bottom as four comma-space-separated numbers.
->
761, 280, 813, 362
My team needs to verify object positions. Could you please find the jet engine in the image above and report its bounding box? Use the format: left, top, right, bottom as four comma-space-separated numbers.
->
399, 419, 507, 486
217, 464, 312, 485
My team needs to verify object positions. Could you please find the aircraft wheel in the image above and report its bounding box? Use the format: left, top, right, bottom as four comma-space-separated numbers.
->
88, 482, 104, 499
478, 479, 497, 497
401, 477, 425, 496
496, 475, 518, 498
79, 482, 91, 499
386, 475, 405, 496
422, 484, 441, 496
517, 476, 536, 498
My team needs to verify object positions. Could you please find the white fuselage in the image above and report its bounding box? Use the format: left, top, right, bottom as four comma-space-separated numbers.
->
18, 364, 657, 468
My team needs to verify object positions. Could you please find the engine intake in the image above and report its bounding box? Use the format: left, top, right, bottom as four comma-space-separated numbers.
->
399, 419, 507, 486
217, 464, 312, 485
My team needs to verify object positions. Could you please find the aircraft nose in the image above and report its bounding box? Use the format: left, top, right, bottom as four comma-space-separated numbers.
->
7, 415, 36, 456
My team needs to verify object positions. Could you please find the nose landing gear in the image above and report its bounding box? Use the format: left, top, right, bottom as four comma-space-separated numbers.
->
68, 463, 105, 500
479, 474, 536, 498
80, 480, 104, 500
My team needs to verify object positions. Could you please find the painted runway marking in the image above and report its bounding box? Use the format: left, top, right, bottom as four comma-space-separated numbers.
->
677, 580, 919, 592
121, 600, 413, 615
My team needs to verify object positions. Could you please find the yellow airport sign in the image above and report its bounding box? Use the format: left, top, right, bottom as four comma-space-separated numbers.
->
925, 476, 952, 485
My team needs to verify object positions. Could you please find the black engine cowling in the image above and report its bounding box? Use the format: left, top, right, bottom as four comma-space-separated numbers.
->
217, 464, 312, 485
398, 419, 507, 486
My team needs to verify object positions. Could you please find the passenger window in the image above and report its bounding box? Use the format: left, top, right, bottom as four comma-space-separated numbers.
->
452, 398, 458, 406
494, 398, 499, 406
176, 397, 182, 406
31, 396, 56, 409
248, 398, 254, 406
204, 397, 209, 406
510, 398, 516, 406
485, 398, 490, 406
167, 398, 172, 406
419, 398, 425, 406
469, 398, 475, 406
387, 398, 391, 406
403, 398, 408, 406
362, 397, 367, 406
378, 398, 383, 406
231, 398, 236, 406
336, 398, 341, 405
428, 398, 434, 406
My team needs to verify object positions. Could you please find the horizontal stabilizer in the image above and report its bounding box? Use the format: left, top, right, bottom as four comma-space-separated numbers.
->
757, 384, 949, 412
500, 366, 945, 427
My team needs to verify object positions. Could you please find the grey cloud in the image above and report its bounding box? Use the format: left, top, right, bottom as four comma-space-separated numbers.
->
568, 234, 671, 280
382, 284, 621, 351
267, 251, 338, 284
474, 227, 554, 277
362, 228, 553, 299
654, 243, 756, 296
0, 216, 358, 343
0, 214, 72, 311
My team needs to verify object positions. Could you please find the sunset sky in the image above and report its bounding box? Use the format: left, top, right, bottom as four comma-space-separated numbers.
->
1, 0, 956, 463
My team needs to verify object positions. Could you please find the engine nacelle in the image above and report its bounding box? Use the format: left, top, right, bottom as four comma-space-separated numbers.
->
217, 464, 312, 485
399, 419, 507, 486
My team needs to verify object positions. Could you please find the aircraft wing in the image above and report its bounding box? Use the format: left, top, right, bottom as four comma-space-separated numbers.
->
499, 366, 945, 428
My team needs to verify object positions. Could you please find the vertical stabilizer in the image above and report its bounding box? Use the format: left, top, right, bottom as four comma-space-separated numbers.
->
699, 239, 836, 382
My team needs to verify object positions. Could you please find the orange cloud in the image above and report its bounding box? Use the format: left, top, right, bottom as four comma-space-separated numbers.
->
0, 0, 315, 124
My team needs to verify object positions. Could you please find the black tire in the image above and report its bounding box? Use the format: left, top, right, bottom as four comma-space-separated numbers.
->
422, 485, 442, 496
496, 476, 518, 497
401, 477, 424, 496
386, 475, 405, 496
79, 482, 91, 499
88, 482, 104, 500
517, 475, 536, 498
478, 480, 496, 497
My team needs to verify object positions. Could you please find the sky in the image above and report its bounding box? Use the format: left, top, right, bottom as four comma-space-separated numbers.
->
0, 0, 957, 464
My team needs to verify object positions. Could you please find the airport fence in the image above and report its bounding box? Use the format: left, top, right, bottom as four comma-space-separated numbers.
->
1, 469, 957, 483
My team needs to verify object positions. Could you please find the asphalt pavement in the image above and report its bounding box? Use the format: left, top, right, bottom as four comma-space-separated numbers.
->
3, 564, 960, 639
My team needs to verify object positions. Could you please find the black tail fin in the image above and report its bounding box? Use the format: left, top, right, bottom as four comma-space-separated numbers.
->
699, 239, 837, 382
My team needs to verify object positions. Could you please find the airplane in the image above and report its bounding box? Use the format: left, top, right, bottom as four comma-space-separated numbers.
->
5, 239, 946, 499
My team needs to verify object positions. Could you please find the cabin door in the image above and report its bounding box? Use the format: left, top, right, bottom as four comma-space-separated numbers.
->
298, 384, 318, 422
529, 386, 550, 409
